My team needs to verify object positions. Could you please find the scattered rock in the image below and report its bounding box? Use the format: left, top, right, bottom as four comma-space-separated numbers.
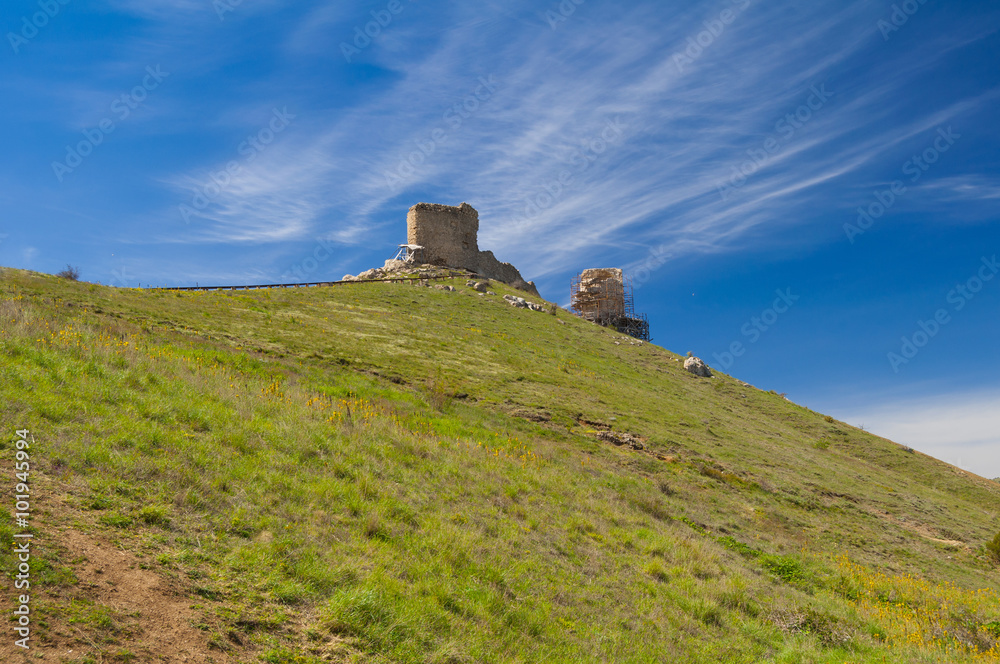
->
577, 417, 612, 430
382, 259, 407, 271
473, 281, 490, 292
598, 431, 645, 450
504, 294, 528, 308
684, 356, 712, 378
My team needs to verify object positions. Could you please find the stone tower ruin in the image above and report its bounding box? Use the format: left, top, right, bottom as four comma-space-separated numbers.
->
571, 268, 650, 340
403, 202, 538, 295
406, 202, 481, 271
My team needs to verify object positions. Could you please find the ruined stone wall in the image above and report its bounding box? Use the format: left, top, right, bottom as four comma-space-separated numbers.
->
405, 201, 538, 295
477, 251, 538, 296
407, 202, 480, 271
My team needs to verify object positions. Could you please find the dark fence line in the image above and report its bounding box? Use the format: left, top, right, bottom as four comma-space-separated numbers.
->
153, 272, 469, 292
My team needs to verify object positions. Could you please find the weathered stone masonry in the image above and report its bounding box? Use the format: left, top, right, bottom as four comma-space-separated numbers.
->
406, 202, 537, 294
407, 203, 480, 271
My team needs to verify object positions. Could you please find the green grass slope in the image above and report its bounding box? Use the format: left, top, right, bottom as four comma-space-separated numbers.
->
1, 267, 999, 663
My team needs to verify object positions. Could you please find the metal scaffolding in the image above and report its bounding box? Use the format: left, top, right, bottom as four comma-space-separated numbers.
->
570, 268, 650, 341
392, 244, 425, 263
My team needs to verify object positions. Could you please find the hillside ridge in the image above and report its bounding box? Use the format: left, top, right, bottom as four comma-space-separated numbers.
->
2, 266, 999, 664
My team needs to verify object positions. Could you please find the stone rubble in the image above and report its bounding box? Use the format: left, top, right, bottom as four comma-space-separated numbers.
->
598, 431, 645, 450
610, 335, 644, 347
502, 294, 548, 312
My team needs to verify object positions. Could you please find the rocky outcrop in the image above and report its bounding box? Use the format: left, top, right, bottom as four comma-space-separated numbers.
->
684, 356, 712, 378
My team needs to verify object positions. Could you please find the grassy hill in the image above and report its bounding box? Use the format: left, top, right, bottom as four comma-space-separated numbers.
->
1, 266, 999, 664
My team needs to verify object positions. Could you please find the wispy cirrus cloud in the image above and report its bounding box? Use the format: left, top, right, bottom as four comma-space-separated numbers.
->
920, 175, 1000, 202
832, 389, 1000, 479
152, 0, 995, 286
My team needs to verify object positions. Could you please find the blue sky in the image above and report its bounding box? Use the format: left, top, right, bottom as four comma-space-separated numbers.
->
3, 0, 999, 476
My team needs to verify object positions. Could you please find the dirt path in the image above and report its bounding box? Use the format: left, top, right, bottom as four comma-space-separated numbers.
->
0, 475, 244, 663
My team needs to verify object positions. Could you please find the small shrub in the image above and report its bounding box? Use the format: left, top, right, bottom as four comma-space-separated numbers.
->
645, 560, 670, 583
99, 513, 133, 529
548, 303, 557, 315
760, 554, 804, 583
57, 264, 81, 280
426, 379, 452, 412
824, 415, 835, 423
986, 532, 1000, 563
692, 599, 723, 626
718, 535, 760, 559
137, 505, 171, 527
86, 495, 113, 510
364, 516, 391, 541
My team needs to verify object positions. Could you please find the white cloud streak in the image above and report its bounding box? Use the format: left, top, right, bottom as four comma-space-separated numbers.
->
153, 0, 994, 285
832, 389, 1000, 479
